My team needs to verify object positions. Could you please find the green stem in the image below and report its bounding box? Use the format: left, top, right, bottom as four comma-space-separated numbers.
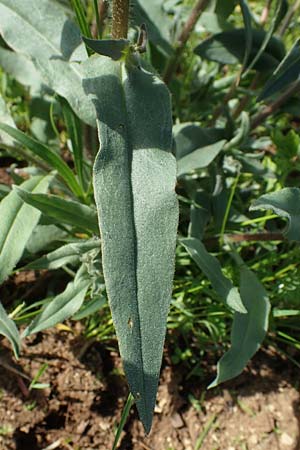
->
93, 0, 101, 38
163, 0, 209, 84
112, 0, 129, 39
219, 173, 240, 245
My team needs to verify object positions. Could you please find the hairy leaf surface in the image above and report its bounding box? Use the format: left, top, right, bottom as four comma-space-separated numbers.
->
83, 56, 178, 432
209, 265, 270, 387
0, 176, 51, 284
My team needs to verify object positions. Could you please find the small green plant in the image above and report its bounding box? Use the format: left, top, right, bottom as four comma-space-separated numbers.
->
0, 0, 300, 439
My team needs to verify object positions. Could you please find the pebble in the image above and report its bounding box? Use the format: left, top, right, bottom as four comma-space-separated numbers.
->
280, 432, 294, 447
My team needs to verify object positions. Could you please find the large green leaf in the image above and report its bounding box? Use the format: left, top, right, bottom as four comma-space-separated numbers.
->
0, 0, 98, 126
194, 29, 285, 72
209, 265, 270, 387
13, 188, 99, 235
0, 47, 43, 92
250, 188, 300, 241
0, 176, 51, 284
0, 123, 83, 198
259, 39, 300, 100
173, 123, 226, 160
181, 238, 246, 313
22, 266, 91, 336
177, 140, 226, 177
83, 56, 178, 432
0, 302, 21, 358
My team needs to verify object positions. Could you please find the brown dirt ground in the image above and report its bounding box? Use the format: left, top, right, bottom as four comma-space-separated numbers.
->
0, 326, 299, 450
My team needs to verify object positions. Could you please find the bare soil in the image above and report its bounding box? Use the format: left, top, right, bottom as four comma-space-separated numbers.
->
0, 326, 299, 450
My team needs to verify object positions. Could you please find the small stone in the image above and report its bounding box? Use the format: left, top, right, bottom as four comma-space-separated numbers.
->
170, 413, 184, 429
280, 432, 294, 447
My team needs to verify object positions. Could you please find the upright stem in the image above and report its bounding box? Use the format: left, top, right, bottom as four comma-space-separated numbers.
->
112, 0, 129, 39
278, 0, 300, 36
163, 0, 209, 84
250, 80, 300, 130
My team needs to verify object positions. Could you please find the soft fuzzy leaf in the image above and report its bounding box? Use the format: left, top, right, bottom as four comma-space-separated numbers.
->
194, 29, 285, 72
23, 267, 90, 336
13, 188, 99, 235
173, 123, 226, 160
209, 265, 270, 387
83, 37, 130, 60
250, 188, 300, 241
24, 240, 99, 270
0, 94, 15, 146
0, 0, 99, 125
177, 140, 226, 177
259, 39, 300, 100
0, 176, 52, 284
0, 302, 21, 358
83, 56, 178, 433
181, 238, 246, 313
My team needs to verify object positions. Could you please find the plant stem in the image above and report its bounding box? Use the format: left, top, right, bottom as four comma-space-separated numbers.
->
93, 0, 101, 38
163, 0, 209, 84
278, 0, 300, 36
112, 0, 129, 39
250, 80, 300, 130
112, 392, 135, 450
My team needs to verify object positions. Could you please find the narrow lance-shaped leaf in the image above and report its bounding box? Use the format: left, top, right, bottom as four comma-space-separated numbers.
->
181, 238, 246, 314
0, 175, 52, 284
0, 123, 83, 197
22, 266, 91, 337
250, 188, 300, 241
13, 187, 99, 235
258, 39, 300, 101
83, 56, 178, 433
0, 302, 21, 358
209, 264, 270, 387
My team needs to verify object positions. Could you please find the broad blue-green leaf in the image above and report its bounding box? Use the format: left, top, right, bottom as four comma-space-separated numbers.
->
72, 294, 106, 320
0, 94, 15, 146
0, 0, 98, 126
181, 238, 246, 313
177, 140, 226, 177
173, 123, 226, 160
0, 302, 21, 358
83, 37, 130, 60
23, 239, 99, 270
0, 47, 43, 92
83, 56, 178, 433
259, 39, 300, 101
0, 176, 52, 284
13, 187, 99, 235
209, 265, 270, 387
194, 29, 285, 72
26, 225, 69, 254
0, 123, 83, 197
22, 267, 91, 337
250, 188, 300, 241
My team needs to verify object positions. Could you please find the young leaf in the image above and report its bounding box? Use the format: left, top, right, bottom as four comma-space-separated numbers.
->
209, 265, 270, 387
250, 188, 300, 241
82, 37, 130, 60
0, 302, 21, 358
177, 140, 226, 177
181, 237, 246, 313
22, 267, 91, 337
0, 123, 83, 197
0, 175, 52, 284
258, 39, 300, 101
13, 187, 99, 235
83, 56, 178, 433
23, 239, 99, 271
